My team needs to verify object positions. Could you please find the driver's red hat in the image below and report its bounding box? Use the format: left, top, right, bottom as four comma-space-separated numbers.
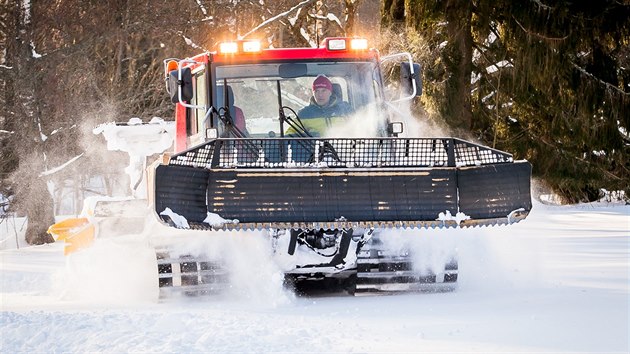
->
312, 75, 332, 91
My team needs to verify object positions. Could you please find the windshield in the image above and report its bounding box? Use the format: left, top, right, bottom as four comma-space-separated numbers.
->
214, 61, 381, 137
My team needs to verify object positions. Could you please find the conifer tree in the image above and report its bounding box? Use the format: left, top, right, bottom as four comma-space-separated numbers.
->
383, 0, 630, 202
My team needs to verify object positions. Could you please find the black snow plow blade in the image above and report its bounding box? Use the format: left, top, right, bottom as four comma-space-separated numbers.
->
153, 137, 532, 230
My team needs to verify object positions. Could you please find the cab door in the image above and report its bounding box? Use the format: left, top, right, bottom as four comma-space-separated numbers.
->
185, 66, 210, 148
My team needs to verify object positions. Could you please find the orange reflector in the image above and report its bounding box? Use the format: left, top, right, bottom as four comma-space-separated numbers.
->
166, 60, 179, 73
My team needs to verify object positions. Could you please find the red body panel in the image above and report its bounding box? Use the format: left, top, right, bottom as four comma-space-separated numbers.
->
174, 103, 187, 153
172, 40, 380, 153
213, 47, 379, 64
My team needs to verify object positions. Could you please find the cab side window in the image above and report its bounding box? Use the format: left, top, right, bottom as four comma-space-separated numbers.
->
188, 70, 207, 136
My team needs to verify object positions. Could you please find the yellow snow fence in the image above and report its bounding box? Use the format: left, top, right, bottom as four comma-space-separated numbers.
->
47, 218, 95, 256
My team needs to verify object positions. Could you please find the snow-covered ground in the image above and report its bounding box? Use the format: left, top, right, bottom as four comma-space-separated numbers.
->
1, 201, 628, 353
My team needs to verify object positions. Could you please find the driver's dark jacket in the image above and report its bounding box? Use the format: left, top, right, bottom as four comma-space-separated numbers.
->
287, 95, 352, 135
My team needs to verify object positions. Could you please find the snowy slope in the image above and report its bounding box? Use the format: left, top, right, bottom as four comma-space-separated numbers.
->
1, 201, 628, 353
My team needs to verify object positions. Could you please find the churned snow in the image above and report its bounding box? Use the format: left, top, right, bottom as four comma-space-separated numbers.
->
159, 207, 190, 229
1, 200, 628, 353
92, 117, 175, 198
203, 212, 239, 228
437, 210, 470, 224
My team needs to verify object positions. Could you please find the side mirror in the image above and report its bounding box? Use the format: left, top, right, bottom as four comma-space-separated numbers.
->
388, 122, 404, 136
168, 67, 193, 103
400, 63, 422, 97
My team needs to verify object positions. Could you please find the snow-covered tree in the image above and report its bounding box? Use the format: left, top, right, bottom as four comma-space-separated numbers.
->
1, 0, 54, 244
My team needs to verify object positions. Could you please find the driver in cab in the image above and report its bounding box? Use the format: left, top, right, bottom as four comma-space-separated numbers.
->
290, 75, 352, 135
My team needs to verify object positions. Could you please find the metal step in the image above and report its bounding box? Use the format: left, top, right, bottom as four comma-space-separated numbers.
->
354, 245, 458, 294
355, 282, 458, 294
159, 283, 231, 297
156, 252, 229, 297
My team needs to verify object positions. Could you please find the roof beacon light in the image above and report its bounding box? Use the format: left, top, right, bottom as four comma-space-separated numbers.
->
350, 38, 368, 50
166, 60, 179, 73
327, 38, 347, 51
219, 41, 238, 54
242, 40, 261, 53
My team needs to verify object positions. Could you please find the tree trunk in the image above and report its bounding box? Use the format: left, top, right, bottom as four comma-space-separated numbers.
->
8, 0, 55, 245
442, 0, 473, 132
343, 0, 358, 35
23, 175, 55, 245
381, 0, 405, 27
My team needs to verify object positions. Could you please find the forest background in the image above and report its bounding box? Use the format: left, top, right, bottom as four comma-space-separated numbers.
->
0, 0, 628, 245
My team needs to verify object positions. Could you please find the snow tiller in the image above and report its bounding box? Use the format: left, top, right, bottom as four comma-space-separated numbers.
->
150, 37, 532, 296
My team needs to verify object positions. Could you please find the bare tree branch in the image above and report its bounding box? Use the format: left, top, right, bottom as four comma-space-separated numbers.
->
512, 16, 568, 42
529, 0, 554, 11
39, 153, 84, 177
240, 0, 317, 40
571, 61, 630, 97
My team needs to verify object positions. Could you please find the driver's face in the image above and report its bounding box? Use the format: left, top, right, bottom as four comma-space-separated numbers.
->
313, 88, 332, 106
